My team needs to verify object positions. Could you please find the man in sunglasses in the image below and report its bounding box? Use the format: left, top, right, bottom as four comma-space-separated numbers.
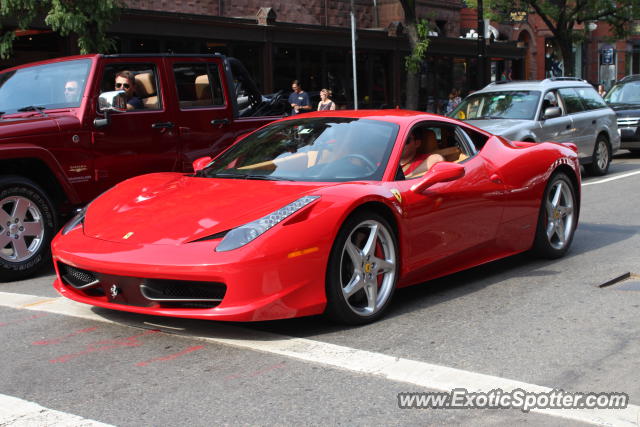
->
64, 80, 80, 104
115, 70, 143, 110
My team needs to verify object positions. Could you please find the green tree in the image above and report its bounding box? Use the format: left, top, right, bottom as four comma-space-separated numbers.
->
400, 0, 431, 110
0, 0, 121, 59
467, 0, 640, 77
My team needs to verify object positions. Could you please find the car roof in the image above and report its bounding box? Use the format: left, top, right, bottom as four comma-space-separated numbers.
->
618, 75, 640, 83
474, 78, 593, 93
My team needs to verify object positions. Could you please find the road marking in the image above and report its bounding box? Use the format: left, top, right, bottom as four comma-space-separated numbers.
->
1, 291, 639, 426
0, 393, 113, 426
582, 170, 640, 187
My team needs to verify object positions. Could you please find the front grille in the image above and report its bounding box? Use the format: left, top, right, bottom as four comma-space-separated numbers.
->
57, 262, 225, 309
59, 263, 99, 289
140, 279, 226, 308
617, 117, 640, 127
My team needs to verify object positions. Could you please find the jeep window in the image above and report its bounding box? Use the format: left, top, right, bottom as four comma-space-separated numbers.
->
451, 91, 541, 120
604, 80, 640, 105
557, 88, 585, 114
0, 59, 90, 114
173, 63, 225, 109
574, 87, 607, 110
100, 64, 162, 110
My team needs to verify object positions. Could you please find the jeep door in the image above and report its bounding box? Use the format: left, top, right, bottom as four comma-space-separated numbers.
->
164, 58, 238, 171
90, 59, 179, 193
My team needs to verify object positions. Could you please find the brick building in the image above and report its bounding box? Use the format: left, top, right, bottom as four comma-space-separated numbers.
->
2, 0, 524, 110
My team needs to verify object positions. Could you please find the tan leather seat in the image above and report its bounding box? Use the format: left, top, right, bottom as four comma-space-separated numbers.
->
422, 129, 467, 162
134, 72, 159, 109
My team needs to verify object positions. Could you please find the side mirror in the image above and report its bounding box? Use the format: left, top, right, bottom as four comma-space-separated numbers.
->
93, 91, 127, 128
410, 162, 465, 193
542, 106, 562, 120
192, 156, 212, 172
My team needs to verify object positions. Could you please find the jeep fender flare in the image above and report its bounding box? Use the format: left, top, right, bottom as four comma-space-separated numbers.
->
0, 143, 81, 205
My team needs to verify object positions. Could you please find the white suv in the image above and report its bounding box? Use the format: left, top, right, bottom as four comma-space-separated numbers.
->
450, 78, 620, 175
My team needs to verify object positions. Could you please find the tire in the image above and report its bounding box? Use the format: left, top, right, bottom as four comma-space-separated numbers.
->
0, 176, 57, 282
531, 173, 577, 259
324, 211, 398, 325
585, 136, 610, 176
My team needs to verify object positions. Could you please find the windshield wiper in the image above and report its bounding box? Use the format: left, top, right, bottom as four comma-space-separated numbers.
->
17, 105, 48, 117
476, 115, 504, 120
246, 174, 294, 181
205, 172, 249, 179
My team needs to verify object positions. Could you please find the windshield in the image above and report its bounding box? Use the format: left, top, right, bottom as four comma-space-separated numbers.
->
450, 90, 541, 120
604, 81, 640, 105
202, 117, 399, 182
0, 59, 91, 114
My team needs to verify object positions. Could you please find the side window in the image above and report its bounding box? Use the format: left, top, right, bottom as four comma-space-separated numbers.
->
173, 63, 225, 109
557, 88, 585, 114
101, 63, 161, 111
574, 87, 608, 110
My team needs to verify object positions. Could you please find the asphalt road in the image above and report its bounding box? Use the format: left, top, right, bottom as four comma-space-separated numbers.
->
1, 152, 640, 426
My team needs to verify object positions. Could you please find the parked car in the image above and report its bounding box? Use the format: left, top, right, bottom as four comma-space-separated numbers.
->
0, 53, 286, 281
449, 77, 620, 176
603, 75, 640, 155
52, 110, 580, 325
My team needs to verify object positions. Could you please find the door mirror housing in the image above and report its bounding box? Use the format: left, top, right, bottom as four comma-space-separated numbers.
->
542, 106, 562, 120
410, 162, 465, 193
94, 91, 127, 128
192, 156, 212, 172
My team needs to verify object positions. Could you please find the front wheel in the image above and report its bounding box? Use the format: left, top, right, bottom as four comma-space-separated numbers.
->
586, 137, 610, 176
531, 173, 577, 259
325, 211, 398, 325
0, 176, 57, 281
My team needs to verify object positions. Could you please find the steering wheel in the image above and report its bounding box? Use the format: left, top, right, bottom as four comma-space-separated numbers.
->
341, 154, 377, 173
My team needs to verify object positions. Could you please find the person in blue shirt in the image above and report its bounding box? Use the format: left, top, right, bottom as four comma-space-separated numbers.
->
288, 80, 311, 115
115, 71, 143, 110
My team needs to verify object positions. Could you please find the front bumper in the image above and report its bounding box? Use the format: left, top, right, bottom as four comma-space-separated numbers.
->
618, 126, 640, 149
52, 230, 329, 322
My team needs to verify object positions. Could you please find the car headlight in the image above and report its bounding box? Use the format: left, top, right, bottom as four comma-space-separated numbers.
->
61, 205, 88, 235
216, 196, 319, 252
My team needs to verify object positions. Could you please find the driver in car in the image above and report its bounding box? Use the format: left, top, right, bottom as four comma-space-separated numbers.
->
400, 128, 445, 179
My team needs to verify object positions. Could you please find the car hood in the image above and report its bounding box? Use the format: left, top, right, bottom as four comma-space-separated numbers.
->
463, 119, 531, 136
83, 173, 336, 245
608, 104, 640, 115
0, 115, 60, 138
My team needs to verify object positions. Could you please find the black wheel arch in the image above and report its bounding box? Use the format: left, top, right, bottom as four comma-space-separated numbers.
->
0, 157, 71, 216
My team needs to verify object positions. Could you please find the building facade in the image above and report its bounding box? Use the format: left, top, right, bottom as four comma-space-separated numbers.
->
1, 1, 525, 110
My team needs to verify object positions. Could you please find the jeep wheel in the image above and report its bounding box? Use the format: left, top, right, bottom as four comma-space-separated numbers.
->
586, 136, 610, 176
0, 176, 57, 281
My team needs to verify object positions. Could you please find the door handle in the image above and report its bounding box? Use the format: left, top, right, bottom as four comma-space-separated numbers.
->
152, 122, 174, 129
211, 118, 229, 126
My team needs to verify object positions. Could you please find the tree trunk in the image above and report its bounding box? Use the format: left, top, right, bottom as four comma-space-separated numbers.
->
557, 33, 575, 77
405, 21, 419, 110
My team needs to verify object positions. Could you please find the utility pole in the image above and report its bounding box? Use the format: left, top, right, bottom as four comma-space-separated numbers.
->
351, 0, 358, 109
477, 0, 486, 88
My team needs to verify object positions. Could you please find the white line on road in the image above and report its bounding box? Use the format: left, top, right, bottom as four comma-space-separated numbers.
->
0, 393, 113, 427
582, 170, 640, 187
1, 291, 639, 427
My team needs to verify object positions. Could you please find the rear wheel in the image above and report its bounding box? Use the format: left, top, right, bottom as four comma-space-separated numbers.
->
586, 136, 610, 176
0, 176, 57, 281
531, 173, 577, 259
325, 211, 398, 325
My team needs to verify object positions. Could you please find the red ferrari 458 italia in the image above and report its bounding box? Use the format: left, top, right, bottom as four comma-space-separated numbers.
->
52, 110, 580, 325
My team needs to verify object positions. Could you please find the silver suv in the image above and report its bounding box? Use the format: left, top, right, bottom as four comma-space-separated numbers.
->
450, 78, 620, 175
